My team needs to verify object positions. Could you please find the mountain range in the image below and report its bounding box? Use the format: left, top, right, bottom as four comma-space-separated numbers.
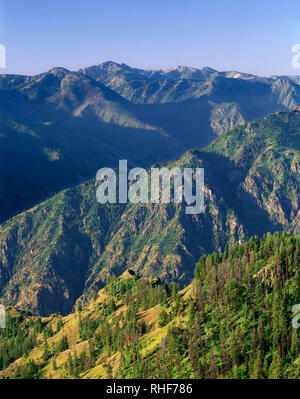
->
0, 61, 300, 381
1, 62, 300, 223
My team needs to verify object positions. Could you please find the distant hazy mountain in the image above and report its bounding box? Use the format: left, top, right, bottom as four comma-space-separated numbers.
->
79, 61, 300, 108
1, 63, 300, 223
271, 75, 300, 85
0, 110, 298, 315
80, 61, 300, 136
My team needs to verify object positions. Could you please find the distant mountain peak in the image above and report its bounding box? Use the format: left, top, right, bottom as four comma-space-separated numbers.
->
201, 66, 217, 73
97, 61, 124, 70
48, 66, 70, 75
163, 65, 198, 73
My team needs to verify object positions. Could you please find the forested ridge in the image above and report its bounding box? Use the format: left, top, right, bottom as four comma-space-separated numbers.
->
0, 231, 299, 379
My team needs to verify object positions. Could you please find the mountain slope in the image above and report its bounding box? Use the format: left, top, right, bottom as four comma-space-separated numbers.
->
0, 232, 299, 379
0, 68, 182, 223
0, 110, 299, 315
80, 62, 300, 134
206, 110, 300, 232
2, 63, 300, 223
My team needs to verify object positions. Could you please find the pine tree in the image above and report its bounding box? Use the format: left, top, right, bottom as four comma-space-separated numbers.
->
67, 352, 74, 376
52, 358, 57, 371
269, 350, 282, 379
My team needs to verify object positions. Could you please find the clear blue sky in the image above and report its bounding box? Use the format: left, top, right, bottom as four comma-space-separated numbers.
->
1, 0, 300, 76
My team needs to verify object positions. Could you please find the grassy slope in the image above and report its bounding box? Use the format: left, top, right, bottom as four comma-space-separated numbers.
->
1, 232, 299, 379
0, 273, 185, 379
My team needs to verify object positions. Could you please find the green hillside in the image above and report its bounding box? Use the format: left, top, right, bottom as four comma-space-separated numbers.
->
0, 110, 299, 315
0, 232, 299, 379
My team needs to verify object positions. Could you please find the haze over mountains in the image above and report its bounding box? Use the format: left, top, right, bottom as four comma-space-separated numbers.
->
80, 61, 300, 110
0, 110, 299, 315
1, 61, 300, 223
0, 67, 181, 223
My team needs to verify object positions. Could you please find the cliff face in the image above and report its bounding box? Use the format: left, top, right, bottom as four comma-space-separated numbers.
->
0, 111, 299, 315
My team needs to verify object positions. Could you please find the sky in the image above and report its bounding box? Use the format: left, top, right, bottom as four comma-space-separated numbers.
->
1, 0, 300, 76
